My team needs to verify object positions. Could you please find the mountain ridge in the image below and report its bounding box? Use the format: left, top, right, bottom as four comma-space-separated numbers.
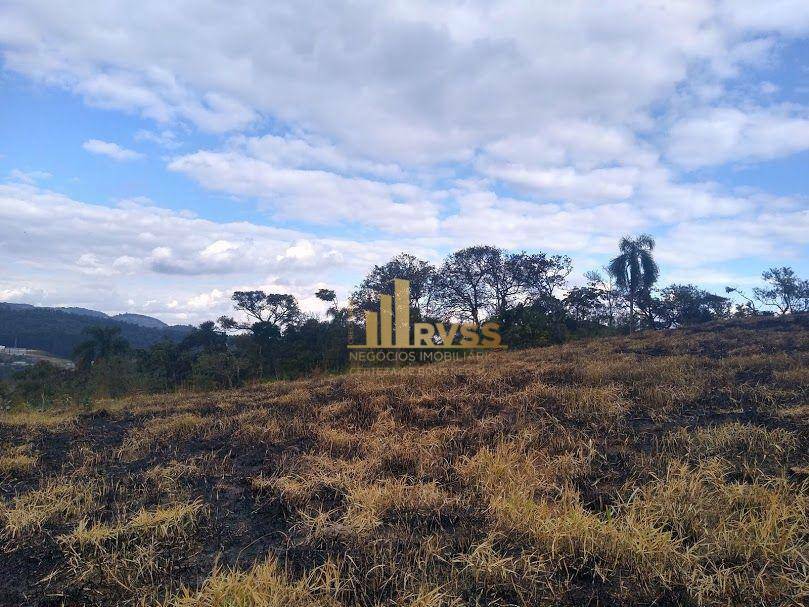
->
110, 313, 169, 328
0, 302, 175, 328
0, 303, 193, 357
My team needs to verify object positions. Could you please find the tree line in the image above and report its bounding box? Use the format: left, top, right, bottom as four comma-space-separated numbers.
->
2, 234, 807, 408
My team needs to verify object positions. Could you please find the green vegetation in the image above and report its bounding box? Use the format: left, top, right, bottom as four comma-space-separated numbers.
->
607, 234, 659, 332
0, 304, 191, 358
1, 236, 807, 410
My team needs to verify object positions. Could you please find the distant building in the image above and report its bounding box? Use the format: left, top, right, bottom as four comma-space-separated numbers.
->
0, 345, 75, 370
0, 346, 30, 356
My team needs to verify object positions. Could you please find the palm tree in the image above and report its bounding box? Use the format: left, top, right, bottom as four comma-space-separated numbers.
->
73, 326, 130, 370
608, 234, 660, 333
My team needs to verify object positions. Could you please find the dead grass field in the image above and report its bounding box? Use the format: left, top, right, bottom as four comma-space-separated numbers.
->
1, 314, 807, 606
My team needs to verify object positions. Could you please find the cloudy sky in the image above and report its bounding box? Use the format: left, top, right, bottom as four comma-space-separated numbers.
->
1, 1, 808, 324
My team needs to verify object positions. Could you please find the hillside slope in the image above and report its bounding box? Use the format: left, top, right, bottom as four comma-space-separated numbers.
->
0, 304, 192, 357
111, 313, 170, 328
0, 315, 807, 606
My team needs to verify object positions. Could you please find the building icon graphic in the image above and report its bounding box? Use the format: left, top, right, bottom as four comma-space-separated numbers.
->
349, 279, 503, 350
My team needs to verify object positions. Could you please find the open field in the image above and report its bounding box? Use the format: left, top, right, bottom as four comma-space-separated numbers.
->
1, 314, 807, 606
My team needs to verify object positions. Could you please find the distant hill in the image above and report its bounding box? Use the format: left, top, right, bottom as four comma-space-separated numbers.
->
56, 307, 169, 328
0, 302, 35, 310
112, 313, 169, 329
0, 303, 193, 358
1, 304, 166, 327
57, 307, 110, 319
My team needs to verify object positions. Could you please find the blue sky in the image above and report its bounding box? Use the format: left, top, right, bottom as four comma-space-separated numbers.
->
0, 1, 807, 324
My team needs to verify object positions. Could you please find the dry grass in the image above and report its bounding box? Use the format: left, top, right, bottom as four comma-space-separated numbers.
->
161, 557, 336, 607
55, 499, 206, 600
0, 314, 807, 606
0, 443, 38, 476
121, 412, 213, 458
1, 477, 100, 539
0, 407, 79, 428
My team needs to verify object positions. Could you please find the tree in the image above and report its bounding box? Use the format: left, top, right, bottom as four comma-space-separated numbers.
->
725, 286, 759, 316
218, 291, 302, 379
181, 321, 227, 354
487, 251, 572, 317
136, 341, 191, 392
315, 288, 338, 318
192, 351, 243, 390
4, 361, 77, 408
315, 288, 336, 302
584, 269, 619, 326
498, 299, 570, 348
435, 246, 496, 326
753, 267, 809, 315
652, 284, 731, 328
519, 253, 572, 301
72, 326, 130, 370
351, 253, 437, 319
484, 249, 525, 317
564, 285, 606, 323
219, 291, 302, 332
608, 234, 660, 333
434, 246, 571, 325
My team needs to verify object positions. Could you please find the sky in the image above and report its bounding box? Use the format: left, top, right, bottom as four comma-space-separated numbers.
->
0, 1, 808, 325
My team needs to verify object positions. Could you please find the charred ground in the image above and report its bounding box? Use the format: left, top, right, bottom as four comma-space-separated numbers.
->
1, 314, 807, 606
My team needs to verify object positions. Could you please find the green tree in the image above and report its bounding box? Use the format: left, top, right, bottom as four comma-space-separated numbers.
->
219, 291, 302, 331
486, 250, 571, 318
180, 320, 227, 354
351, 253, 437, 320
136, 341, 191, 392
435, 246, 496, 326
725, 286, 759, 317
650, 284, 731, 328
608, 234, 660, 333
315, 288, 338, 318
753, 267, 809, 314
564, 285, 606, 323
584, 269, 620, 326
5, 362, 76, 408
192, 351, 243, 390
433, 246, 571, 326
219, 291, 302, 379
72, 326, 130, 370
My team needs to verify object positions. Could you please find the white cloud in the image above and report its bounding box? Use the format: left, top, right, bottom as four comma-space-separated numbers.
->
168, 150, 440, 234
277, 240, 317, 263
186, 288, 227, 312
482, 122, 656, 171
479, 164, 640, 202
76, 252, 116, 276
83, 139, 144, 161
719, 0, 809, 37
8, 169, 52, 184
760, 82, 779, 95
667, 107, 809, 168
0, 181, 425, 322
236, 133, 405, 179
1, 1, 804, 159
0, 286, 38, 302
135, 129, 181, 149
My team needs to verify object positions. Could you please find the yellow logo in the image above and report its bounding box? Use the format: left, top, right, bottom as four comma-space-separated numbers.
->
348, 279, 505, 356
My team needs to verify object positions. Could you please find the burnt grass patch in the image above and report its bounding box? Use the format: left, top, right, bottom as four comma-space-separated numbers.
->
1, 314, 807, 606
